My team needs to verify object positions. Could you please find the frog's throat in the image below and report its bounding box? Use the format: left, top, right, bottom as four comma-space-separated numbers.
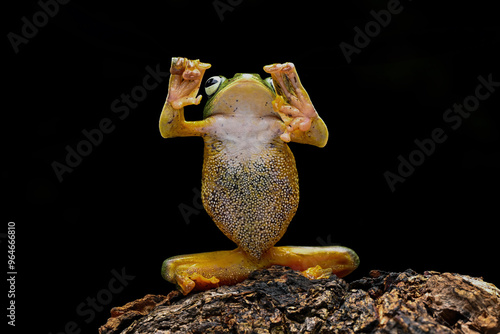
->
204, 78, 278, 119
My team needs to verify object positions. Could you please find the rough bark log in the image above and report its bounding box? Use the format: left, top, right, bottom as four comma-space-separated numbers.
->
99, 266, 500, 334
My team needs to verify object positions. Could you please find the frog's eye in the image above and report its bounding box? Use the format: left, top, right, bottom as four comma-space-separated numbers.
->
264, 77, 275, 92
205, 76, 224, 96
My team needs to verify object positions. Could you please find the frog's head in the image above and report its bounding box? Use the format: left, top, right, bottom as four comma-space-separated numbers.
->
202, 73, 278, 119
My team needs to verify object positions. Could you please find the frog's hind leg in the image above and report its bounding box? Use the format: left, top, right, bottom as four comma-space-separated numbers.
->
162, 247, 261, 295
264, 245, 360, 279
162, 246, 359, 294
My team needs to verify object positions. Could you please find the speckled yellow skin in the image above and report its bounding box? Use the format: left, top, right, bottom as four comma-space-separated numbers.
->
159, 57, 359, 294
202, 122, 299, 260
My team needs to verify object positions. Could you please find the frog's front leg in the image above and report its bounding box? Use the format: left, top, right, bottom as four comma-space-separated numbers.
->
264, 62, 328, 147
159, 57, 214, 138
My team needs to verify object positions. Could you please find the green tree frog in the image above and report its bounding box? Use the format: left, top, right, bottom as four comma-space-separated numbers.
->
159, 57, 359, 295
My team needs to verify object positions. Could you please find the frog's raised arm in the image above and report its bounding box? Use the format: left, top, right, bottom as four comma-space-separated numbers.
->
159, 57, 214, 138
264, 62, 329, 148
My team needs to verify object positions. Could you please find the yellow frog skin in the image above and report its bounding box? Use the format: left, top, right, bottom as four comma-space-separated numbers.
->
159, 57, 359, 295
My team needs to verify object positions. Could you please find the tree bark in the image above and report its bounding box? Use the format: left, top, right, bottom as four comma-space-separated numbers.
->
99, 266, 500, 334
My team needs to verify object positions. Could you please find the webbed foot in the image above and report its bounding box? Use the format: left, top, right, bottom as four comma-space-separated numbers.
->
264, 62, 320, 143
267, 246, 359, 279
167, 57, 211, 109
162, 248, 260, 295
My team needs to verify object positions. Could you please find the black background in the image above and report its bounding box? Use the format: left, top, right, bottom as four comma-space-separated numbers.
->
5, 0, 500, 332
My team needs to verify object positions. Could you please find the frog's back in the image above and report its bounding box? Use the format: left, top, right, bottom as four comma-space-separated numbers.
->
201, 117, 299, 260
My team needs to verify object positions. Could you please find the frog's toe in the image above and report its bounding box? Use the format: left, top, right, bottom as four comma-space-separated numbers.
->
163, 257, 223, 295
177, 272, 220, 295
171, 57, 211, 77
167, 57, 211, 109
162, 248, 260, 295
263, 62, 295, 74
302, 265, 333, 279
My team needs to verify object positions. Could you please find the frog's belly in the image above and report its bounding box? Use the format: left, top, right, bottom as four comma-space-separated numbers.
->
201, 141, 299, 260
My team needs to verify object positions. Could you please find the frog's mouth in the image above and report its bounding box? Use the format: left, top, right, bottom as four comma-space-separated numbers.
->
209, 77, 279, 118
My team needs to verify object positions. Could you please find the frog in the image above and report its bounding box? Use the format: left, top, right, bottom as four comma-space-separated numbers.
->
159, 57, 359, 295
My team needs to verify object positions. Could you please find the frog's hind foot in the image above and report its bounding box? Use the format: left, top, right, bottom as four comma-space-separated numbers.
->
302, 265, 333, 279
265, 245, 360, 279
162, 248, 260, 295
